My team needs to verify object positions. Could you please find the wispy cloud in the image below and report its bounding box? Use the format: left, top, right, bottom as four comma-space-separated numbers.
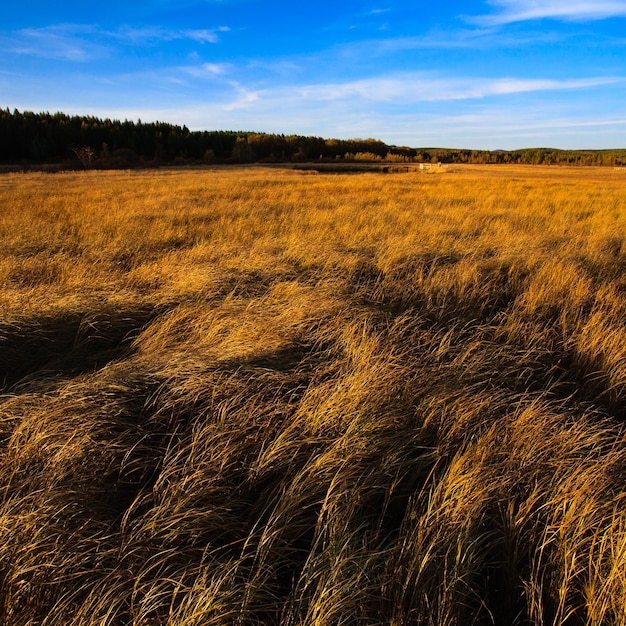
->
246, 59, 302, 75
294, 74, 622, 104
94, 69, 621, 119
114, 25, 230, 44
182, 61, 231, 77
400, 111, 626, 148
200, 62, 227, 74
4, 24, 108, 62
2, 23, 230, 62
473, 0, 626, 25
221, 81, 262, 110
145, 72, 620, 139
342, 28, 562, 55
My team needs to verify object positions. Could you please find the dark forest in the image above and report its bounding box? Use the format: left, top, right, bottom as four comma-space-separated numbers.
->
2, 108, 626, 169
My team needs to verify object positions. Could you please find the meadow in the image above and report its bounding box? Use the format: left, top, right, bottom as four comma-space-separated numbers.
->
1, 164, 626, 625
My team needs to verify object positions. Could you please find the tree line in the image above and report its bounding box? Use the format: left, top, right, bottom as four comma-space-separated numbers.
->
2, 108, 626, 169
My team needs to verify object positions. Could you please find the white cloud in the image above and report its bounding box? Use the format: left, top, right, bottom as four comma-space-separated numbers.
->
88, 70, 619, 133
201, 62, 227, 74
180, 29, 220, 43
401, 112, 626, 149
294, 74, 622, 104
115, 25, 229, 44
2, 23, 230, 62
184, 26, 230, 42
364, 28, 562, 53
5, 24, 107, 62
181, 62, 231, 78
474, 0, 626, 25
135, 72, 621, 146
221, 82, 262, 110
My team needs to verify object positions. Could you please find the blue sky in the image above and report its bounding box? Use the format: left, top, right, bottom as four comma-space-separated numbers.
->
2, 0, 626, 149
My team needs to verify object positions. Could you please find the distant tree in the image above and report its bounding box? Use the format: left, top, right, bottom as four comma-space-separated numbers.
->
354, 152, 382, 162
73, 146, 95, 169
232, 137, 253, 163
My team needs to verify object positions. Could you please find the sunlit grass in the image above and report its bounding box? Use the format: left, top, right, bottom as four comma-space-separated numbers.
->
1, 164, 626, 624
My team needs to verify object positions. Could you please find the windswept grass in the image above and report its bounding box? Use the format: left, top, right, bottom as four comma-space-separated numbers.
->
1, 164, 626, 624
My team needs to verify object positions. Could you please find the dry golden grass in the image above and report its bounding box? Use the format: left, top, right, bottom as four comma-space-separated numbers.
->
1, 164, 626, 624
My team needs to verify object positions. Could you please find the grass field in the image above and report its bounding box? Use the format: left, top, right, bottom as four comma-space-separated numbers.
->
1, 165, 626, 625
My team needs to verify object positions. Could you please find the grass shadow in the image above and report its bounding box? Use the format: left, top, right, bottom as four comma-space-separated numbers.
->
0, 304, 164, 391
